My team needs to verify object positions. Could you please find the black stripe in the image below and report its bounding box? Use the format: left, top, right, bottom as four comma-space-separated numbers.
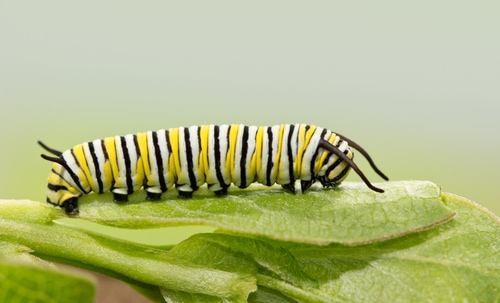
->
165, 129, 173, 184
239, 126, 249, 188
48, 183, 68, 192
184, 128, 198, 191
66, 150, 89, 193
322, 152, 334, 166
133, 135, 140, 155
213, 126, 226, 188
197, 127, 202, 169
50, 168, 72, 190
224, 126, 231, 184
287, 124, 295, 183
325, 141, 348, 176
152, 131, 167, 192
101, 140, 109, 161
120, 136, 134, 194
331, 164, 351, 183
88, 141, 104, 193
299, 125, 314, 176
265, 127, 274, 186
51, 168, 63, 178
133, 134, 145, 186
165, 130, 172, 153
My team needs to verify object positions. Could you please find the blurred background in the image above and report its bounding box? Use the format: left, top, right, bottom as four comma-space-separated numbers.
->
1, 1, 499, 301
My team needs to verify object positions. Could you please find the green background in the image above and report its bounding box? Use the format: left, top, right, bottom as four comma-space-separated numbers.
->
1, 0, 499, 223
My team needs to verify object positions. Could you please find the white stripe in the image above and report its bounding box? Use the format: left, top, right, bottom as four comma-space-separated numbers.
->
231, 124, 244, 186
190, 125, 204, 186
300, 127, 323, 180
290, 124, 300, 179
176, 127, 190, 189
276, 124, 293, 184
244, 125, 258, 185
218, 124, 231, 186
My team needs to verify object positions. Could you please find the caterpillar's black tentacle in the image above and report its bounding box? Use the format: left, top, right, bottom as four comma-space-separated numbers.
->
38, 141, 63, 157
40, 154, 67, 168
40, 153, 88, 194
318, 139, 385, 193
335, 134, 389, 181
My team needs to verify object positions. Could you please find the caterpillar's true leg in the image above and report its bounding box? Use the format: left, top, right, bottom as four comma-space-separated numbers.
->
62, 197, 79, 215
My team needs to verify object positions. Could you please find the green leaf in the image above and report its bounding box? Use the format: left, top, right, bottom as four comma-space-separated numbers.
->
256, 193, 500, 302
247, 286, 297, 303
0, 261, 96, 303
2, 181, 497, 302
77, 181, 455, 245
167, 233, 317, 289
160, 288, 235, 303
0, 200, 256, 301
0, 241, 96, 303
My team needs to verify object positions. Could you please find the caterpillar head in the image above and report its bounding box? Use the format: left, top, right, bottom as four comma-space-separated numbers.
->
317, 140, 354, 188
318, 137, 388, 193
38, 141, 81, 215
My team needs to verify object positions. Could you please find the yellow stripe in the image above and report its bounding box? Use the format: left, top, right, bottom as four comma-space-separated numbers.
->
255, 126, 265, 177
134, 133, 145, 184
316, 130, 336, 172
169, 128, 181, 177
200, 125, 210, 176
48, 164, 81, 200
295, 124, 306, 175
104, 137, 119, 182
304, 125, 317, 147
275, 124, 285, 173
72, 144, 92, 190
194, 126, 205, 178
227, 124, 240, 178
101, 159, 113, 190
295, 124, 318, 176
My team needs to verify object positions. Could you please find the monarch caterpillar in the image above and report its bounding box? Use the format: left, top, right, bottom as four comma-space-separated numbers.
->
39, 124, 388, 215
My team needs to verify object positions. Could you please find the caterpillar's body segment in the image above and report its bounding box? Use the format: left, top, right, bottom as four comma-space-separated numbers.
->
39, 124, 388, 215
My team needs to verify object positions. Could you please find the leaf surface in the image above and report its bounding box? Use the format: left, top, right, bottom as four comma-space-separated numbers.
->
0, 241, 96, 303
78, 181, 454, 245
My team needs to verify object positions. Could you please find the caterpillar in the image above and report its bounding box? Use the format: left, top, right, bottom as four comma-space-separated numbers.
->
39, 124, 388, 215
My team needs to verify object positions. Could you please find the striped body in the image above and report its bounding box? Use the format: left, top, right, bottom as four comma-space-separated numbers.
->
41, 123, 391, 215
45, 124, 352, 209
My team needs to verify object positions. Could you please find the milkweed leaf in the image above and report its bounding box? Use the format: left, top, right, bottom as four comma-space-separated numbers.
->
1, 181, 498, 302
77, 181, 455, 245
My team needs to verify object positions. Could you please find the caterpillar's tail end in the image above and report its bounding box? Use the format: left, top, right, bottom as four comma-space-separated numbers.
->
38, 141, 63, 156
